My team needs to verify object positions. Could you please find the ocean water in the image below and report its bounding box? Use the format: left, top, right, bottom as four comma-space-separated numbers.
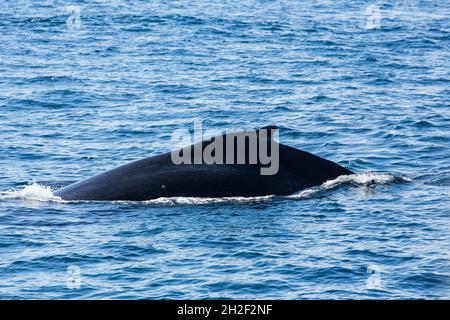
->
0, 0, 449, 299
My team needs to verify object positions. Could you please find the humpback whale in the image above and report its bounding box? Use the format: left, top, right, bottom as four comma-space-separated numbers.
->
54, 126, 353, 201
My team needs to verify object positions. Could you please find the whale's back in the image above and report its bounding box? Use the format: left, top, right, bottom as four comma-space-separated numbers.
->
55, 129, 353, 201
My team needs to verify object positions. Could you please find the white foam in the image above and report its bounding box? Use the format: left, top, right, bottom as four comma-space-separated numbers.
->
0, 182, 61, 202
142, 195, 274, 205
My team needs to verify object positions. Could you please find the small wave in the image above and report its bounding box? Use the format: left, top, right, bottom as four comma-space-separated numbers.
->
0, 182, 61, 202
323, 172, 411, 188
288, 172, 412, 199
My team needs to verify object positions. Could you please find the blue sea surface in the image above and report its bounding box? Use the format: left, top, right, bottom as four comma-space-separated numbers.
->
0, 0, 449, 299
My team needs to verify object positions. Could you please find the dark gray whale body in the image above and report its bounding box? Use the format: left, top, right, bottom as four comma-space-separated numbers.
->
55, 127, 353, 201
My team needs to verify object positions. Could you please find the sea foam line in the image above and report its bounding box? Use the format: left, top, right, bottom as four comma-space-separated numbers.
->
0, 172, 411, 204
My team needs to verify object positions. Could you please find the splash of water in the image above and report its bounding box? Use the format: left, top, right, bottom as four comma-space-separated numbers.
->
0, 182, 61, 202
